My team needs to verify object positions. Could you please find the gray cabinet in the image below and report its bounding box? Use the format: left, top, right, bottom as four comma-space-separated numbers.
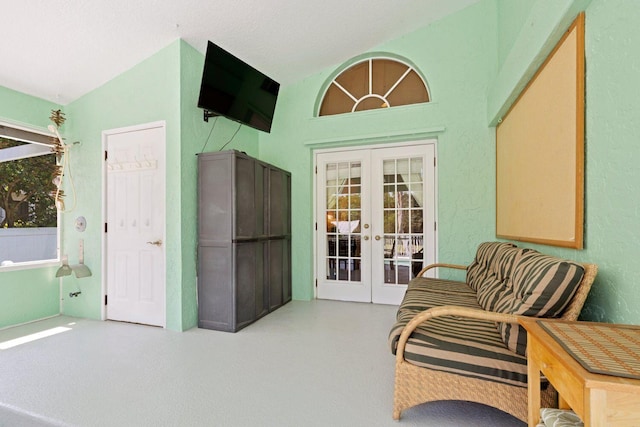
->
197, 150, 291, 332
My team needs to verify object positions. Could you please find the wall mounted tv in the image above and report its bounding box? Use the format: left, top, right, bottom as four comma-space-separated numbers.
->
197, 41, 280, 133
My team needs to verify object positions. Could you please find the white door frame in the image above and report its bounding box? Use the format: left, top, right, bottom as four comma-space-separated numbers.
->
312, 139, 439, 300
101, 121, 167, 325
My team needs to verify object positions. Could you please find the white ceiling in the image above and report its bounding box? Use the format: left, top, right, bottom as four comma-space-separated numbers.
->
2, 0, 479, 105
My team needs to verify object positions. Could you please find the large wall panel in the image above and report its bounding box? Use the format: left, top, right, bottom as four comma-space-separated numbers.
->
496, 13, 584, 249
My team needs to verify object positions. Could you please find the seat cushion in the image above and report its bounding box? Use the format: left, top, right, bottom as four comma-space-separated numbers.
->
389, 277, 529, 387
393, 277, 479, 323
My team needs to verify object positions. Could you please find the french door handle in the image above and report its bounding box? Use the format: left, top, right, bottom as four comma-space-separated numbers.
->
147, 239, 162, 247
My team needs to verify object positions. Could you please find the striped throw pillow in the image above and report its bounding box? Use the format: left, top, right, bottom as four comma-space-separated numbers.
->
476, 245, 523, 311
466, 242, 517, 291
476, 275, 508, 311
498, 251, 585, 355
490, 246, 522, 281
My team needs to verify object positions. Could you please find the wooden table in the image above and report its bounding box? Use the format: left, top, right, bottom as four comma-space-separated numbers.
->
520, 318, 640, 426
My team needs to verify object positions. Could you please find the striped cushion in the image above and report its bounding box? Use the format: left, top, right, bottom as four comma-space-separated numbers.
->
466, 242, 517, 291
497, 251, 585, 355
490, 245, 522, 280
395, 277, 477, 322
476, 276, 510, 311
406, 276, 477, 297
389, 277, 529, 387
475, 246, 521, 311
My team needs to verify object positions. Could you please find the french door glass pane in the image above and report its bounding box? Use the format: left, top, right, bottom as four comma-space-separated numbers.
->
325, 161, 362, 282
382, 157, 425, 285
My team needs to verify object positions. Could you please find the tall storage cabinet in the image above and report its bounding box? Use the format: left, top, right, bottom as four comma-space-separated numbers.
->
197, 150, 291, 332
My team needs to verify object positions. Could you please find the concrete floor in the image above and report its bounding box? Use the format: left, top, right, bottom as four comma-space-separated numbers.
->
0, 300, 524, 427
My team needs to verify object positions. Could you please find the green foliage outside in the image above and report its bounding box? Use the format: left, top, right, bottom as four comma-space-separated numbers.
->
0, 137, 57, 228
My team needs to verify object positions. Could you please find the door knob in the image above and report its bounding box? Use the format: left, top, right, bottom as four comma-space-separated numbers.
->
363, 236, 370, 241
375, 235, 381, 241
363, 224, 370, 229
146, 239, 162, 246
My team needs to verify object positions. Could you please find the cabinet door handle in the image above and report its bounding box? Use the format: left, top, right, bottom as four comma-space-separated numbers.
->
146, 240, 162, 247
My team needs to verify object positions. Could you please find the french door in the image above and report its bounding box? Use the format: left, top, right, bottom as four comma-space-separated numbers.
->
315, 142, 436, 305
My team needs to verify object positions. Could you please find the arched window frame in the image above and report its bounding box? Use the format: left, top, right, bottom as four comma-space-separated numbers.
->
315, 54, 431, 117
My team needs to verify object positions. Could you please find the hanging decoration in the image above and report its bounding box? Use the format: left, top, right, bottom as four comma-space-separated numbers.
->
48, 109, 76, 212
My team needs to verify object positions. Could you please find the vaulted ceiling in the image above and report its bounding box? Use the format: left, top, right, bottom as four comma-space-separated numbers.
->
1, 0, 479, 105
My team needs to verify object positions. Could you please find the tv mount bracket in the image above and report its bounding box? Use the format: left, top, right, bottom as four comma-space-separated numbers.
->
203, 110, 219, 122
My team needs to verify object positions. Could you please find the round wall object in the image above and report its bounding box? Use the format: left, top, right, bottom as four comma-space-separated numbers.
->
75, 216, 87, 232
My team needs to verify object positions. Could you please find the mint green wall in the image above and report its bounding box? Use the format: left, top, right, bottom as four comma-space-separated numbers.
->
63, 41, 183, 329
179, 42, 204, 331
0, 86, 60, 130
491, 0, 640, 324
488, 0, 592, 125
259, 1, 499, 299
0, 86, 61, 328
178, 40, 259, 329
0, 40, 260, 332
64, 40, 258, 331
497, 1, 534, 67
0, 267, 60, 329
263, 0, 640, 327
579, 0, 640, 323
3, 0, 638, 330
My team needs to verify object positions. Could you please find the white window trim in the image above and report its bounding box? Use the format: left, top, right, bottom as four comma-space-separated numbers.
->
0, 120, 61, 272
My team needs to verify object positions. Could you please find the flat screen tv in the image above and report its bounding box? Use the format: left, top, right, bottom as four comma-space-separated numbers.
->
197, 41, 280, 133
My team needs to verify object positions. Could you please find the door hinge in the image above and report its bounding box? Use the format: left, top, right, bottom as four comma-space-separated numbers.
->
315, 222, 317, 231
434, 222, 437, 231
104, 223, 108, 233
104, 150, 108, 161
104, 295, 108, 305
315, 279, 318, 288
315, 165, 317, 174
434, 157, 436, 167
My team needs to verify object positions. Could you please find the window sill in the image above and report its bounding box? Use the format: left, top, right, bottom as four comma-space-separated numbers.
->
0, 259, 60, 273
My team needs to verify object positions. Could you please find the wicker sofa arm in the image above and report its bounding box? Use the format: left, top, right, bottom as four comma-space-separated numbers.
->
394, 305, 521, 364
416, 263, 467, 278
560, 263, 598, 321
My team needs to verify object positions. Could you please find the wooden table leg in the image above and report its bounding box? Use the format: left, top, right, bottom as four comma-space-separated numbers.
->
528, 340, 542, 427
558, 395, 570, 410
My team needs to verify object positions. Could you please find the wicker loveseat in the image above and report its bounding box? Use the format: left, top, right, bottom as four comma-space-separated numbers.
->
388, 242, 598, 422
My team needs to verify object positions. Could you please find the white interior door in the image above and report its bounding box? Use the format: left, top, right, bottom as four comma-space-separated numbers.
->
315, 142, 436, 305
104, 123, 166, 326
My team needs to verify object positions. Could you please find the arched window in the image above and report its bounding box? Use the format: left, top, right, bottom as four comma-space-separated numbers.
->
318, 57, 430, 116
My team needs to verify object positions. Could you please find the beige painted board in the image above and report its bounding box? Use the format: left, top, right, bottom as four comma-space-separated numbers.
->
496, 14, 584, 249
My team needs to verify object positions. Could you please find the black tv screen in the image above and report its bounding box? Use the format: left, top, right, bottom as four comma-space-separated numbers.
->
197, 41, 280, 133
